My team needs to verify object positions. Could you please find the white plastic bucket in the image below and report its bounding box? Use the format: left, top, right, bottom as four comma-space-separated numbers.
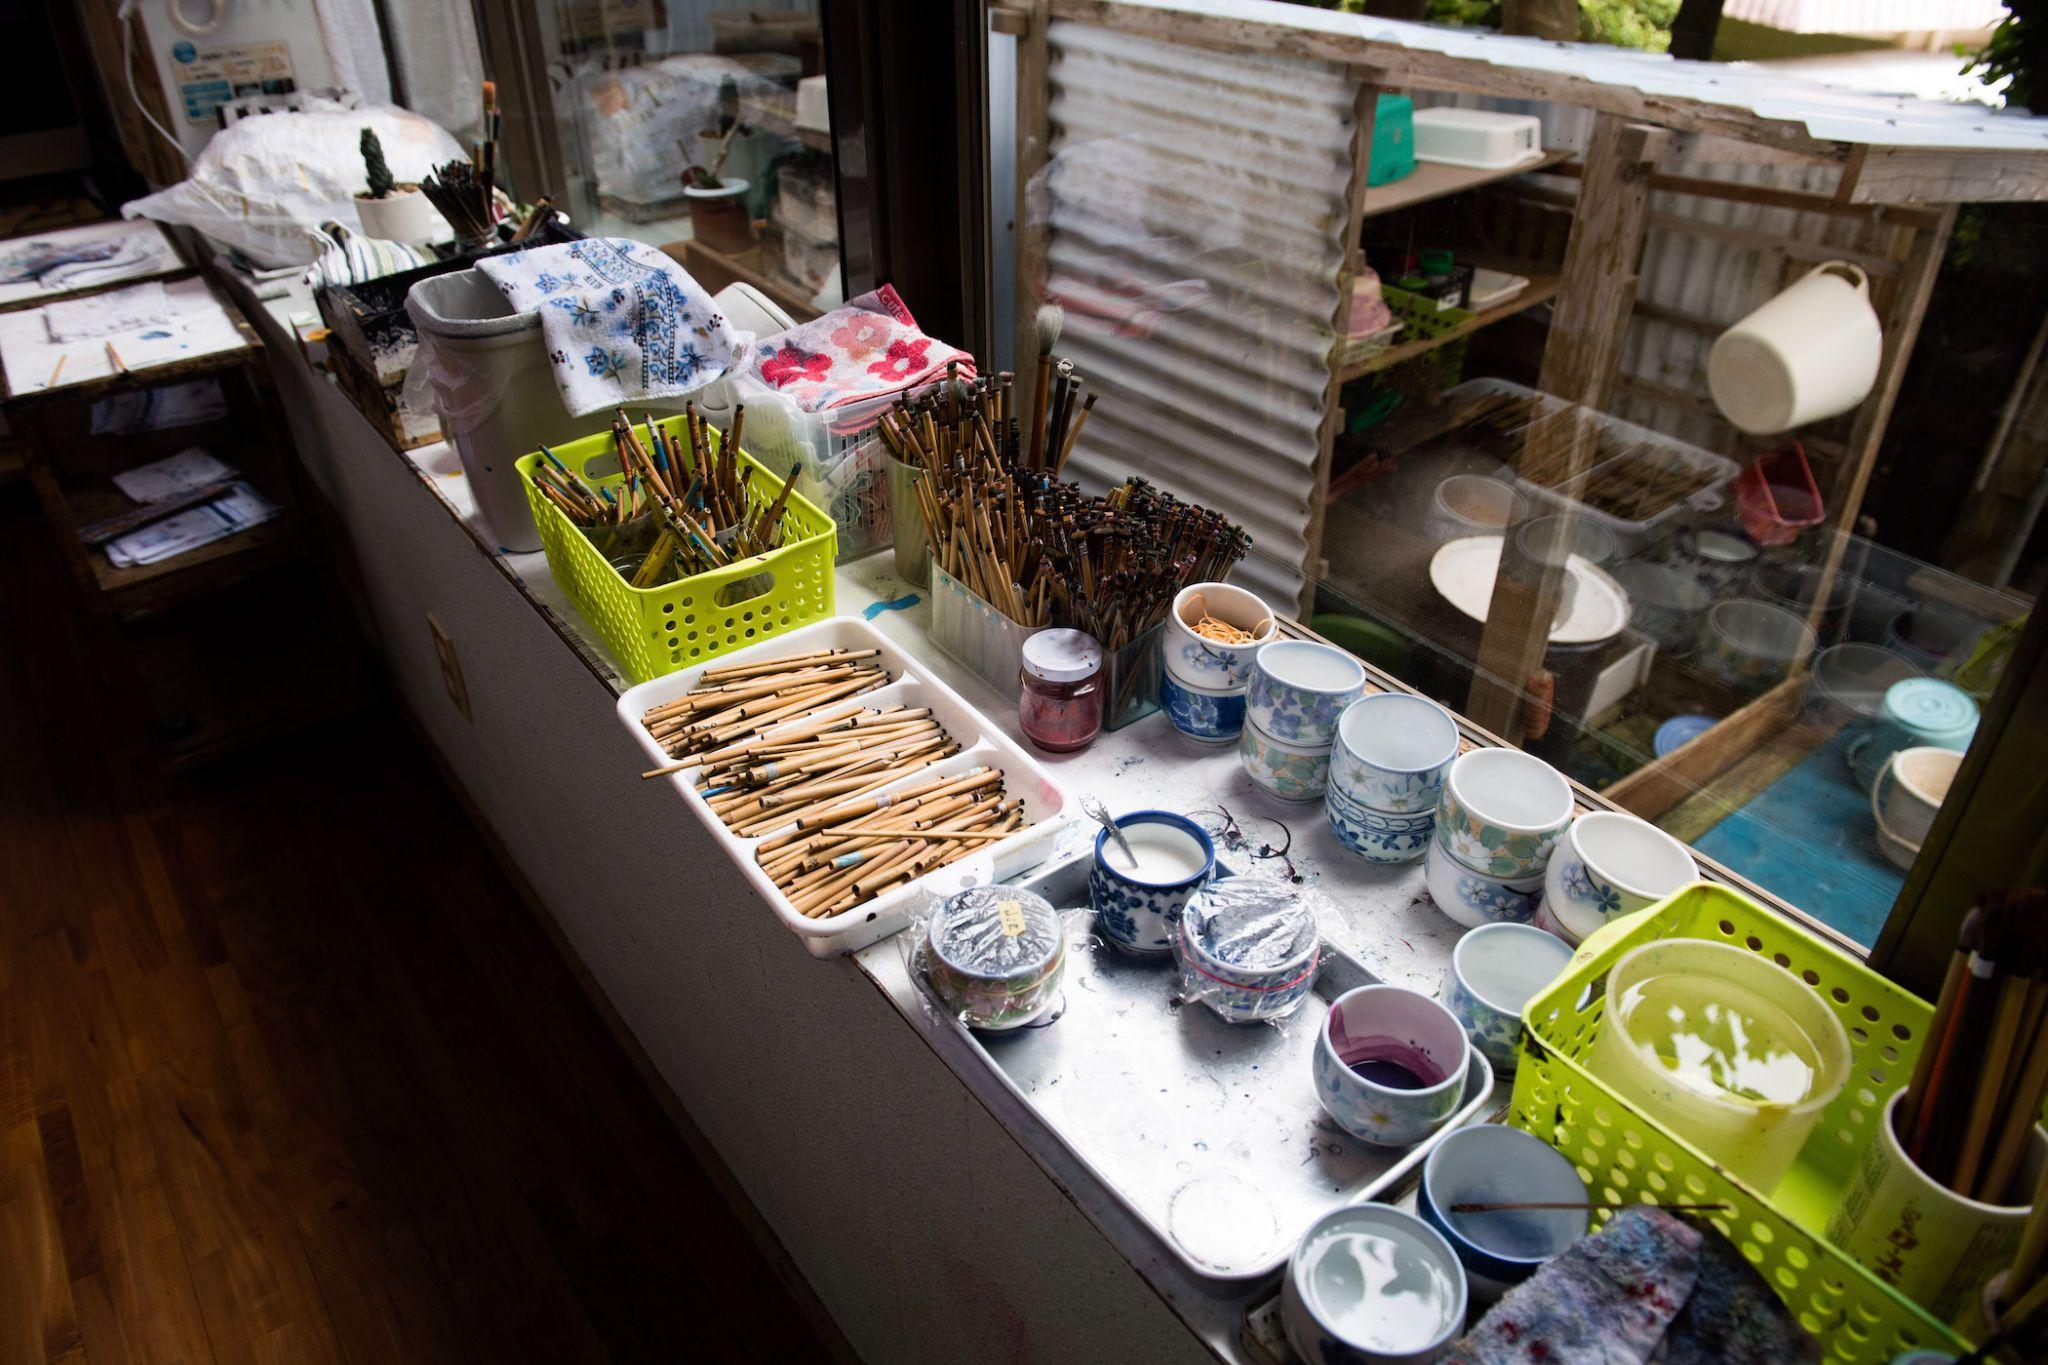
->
405, 269, 604, 553
1708, 261, 1882, 435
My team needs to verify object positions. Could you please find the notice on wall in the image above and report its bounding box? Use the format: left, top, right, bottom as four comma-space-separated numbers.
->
170, 39, 299, 126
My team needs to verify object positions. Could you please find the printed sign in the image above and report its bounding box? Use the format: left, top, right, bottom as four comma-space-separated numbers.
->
174, 41, 298, 126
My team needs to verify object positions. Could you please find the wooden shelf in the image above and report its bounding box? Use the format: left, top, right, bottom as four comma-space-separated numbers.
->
665, 238, 822, 323
1361, 150, 1570, 220
1336, 269, 1560, 382
57, 478, 301, 608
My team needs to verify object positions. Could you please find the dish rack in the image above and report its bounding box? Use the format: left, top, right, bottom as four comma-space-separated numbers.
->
517, 419, 837, 685
615, 615, 1073, 957
1510, 881, 1966, 1362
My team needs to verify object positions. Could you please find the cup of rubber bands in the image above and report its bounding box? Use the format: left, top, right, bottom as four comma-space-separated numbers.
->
1160, 583, 1273, 745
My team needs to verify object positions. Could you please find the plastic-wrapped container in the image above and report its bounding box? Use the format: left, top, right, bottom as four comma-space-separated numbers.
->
1175, 878, 1321, 1024
924, 886, 1067, 1030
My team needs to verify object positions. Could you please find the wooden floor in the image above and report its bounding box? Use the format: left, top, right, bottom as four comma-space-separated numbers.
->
0, 488, 837, 1364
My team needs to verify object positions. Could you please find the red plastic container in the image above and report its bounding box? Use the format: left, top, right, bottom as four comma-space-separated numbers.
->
1733, 439, 1825, 546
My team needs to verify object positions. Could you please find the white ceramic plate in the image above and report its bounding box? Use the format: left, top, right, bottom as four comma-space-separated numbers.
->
1428, 535, 1631, 647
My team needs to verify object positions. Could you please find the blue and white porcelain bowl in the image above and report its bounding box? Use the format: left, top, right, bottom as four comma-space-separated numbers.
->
1159, 670, 1246, 745
1540, 811, 1698, 944
1239, 716, 1332, 803
1247, 641, 1367, 748
1088, 811, 1215, 956
1326, 785, 1435, 865
1440, 922, 1573, 1075
1175, 881, 1320, 1025
1330, 692, 1461, 816
1314, 984, 1472, 1149
1283, 1204, 1469, 1365
1417, 1125, 1587, 1297
1424, 835, 1543, 930
1165, 581, 1275, 691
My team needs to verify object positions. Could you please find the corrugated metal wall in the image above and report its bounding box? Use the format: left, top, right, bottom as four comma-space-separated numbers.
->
1035, 19, 1356, 608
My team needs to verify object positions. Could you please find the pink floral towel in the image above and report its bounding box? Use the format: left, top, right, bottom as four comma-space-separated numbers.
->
749, 284, 974, 413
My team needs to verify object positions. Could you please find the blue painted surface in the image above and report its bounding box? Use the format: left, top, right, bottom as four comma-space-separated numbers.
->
1692, 731, 1903, 948
861, 593, 920, 620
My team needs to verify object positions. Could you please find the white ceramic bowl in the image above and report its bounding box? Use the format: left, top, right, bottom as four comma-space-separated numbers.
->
1424, 835, 1543, 929
1701, 598, 1817, 694
1282, 1204, 1468, 1365
1433, 748, 1574, 881
1165, 581, 1274, 690
1329, 692, 1461, 815
1541, 811, 1698, 942
1440, 922, 1573, 1074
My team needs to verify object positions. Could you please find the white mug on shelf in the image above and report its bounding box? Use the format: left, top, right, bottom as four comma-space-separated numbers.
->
1708, 261, 1882, 434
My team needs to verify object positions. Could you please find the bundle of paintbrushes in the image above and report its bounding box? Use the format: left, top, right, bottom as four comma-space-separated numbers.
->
875, 327, 1250, 651
635, 646, 1031, 918
529, 404, 798, 589
1893, 891, 2048, 1204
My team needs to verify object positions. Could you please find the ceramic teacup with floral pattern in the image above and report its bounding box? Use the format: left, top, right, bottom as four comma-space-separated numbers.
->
1246, 641, 1366, 749
1313, 984, 1471, 1148
1325, 784, 1435, 864
1088, 811, 1216, 956
1540, 811, 1698, 942
1160, 670, 1246, 745
1329, 691, 1461, 816
1165, 581, 1275, 691
1239, 717, 1332, 803
1434, 748, 1574, 882
1440, 922, 1573, 1075
1424, 836, 1543, 929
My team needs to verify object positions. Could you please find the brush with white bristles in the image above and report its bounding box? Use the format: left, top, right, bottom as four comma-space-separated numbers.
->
1028, 303, 1063, 473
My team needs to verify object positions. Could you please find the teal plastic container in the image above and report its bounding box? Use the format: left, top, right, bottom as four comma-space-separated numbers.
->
1369, 94, 1416, 187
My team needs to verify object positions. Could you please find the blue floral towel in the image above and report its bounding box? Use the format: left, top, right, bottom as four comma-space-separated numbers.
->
475, 237, 740, 417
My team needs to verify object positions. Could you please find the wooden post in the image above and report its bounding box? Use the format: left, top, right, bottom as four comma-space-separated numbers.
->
1300, 70, 1385, 617
1465, 114, 1668, 741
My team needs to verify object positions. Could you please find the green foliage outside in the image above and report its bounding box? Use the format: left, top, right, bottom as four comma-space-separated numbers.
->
1963, 0, 2048, 113
1287, 1, 1680, 53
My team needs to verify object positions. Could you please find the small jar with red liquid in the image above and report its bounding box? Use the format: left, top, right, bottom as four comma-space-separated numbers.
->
1018, 629, 1103, 753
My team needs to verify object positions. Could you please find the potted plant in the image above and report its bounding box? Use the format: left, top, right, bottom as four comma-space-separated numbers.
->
680, 99, 754, 255
354, 128, 438, 244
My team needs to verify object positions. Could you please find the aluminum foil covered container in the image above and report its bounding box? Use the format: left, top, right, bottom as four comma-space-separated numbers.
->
924, 886, 1067, 1030
1175, 876, 1320, 1024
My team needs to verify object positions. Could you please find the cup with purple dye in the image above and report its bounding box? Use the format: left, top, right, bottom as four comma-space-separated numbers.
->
1313, 984, 1472, 1148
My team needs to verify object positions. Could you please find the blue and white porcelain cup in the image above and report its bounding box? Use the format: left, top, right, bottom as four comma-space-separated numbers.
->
1314, 984, 1471, 1148
1247, 641, 1366, 749
1159, 671, 1247, 745
1175, 881, 1320, 1025
1326, 785, 1435, 864
1433, 748, 1574, 882
1088, 811, 1215, 956
1440, 922, 1573, 1075
1165, 582, 1275, 691
1329, 692, 1461, 815
1424, 835, 1543, 930
1539, 811, 1698, 944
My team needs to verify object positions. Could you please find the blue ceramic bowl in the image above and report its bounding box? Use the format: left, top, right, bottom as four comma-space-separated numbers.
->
1175, 882, 1320, 1025
1424, 835, 1542, 930
1314, 984, 1471, 1148
1159, 671, 1246, 745
1329, 692, 1460, 815
1088, 811, 1215, 956
1326, 785, 1434, 865
1283, 1204, 1468, 1365
1247, 641, 1366, 748
1239, 717, 1331, 803
1417, 1125, 1587, 1291
1439, 922, 1572, 1075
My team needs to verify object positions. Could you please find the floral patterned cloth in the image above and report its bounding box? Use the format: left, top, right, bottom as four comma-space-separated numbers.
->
475, 237, 741, 417
747, 284, 974, 413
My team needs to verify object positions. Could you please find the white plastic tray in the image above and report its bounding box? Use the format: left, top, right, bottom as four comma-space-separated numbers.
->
616, 616, 1074, 957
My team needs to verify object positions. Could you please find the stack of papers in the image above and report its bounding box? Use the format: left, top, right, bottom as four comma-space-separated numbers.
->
100, 447, 279, 569
105, 484, 279, 568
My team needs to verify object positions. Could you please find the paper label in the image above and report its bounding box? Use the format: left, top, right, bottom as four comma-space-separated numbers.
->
997, 900, 1027, 937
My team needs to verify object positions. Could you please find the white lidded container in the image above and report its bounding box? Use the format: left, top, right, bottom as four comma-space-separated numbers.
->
1413, 108, 1543, 169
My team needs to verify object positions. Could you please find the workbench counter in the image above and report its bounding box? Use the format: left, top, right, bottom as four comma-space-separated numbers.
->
231, 267, 1498, 1365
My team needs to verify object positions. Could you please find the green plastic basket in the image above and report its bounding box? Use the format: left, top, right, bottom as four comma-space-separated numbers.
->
1381, 283, 1472, 389
517, 419, 836, 684
1511, 882, 1960, 1363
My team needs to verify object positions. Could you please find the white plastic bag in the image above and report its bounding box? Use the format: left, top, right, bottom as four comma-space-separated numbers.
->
122, 100, 466, 269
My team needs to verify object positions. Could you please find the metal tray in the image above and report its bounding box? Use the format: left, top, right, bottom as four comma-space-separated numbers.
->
921, 851, 1495, 1284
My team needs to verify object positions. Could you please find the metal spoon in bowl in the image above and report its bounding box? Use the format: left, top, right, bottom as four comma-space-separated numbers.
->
1081, 794, 1138, 869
